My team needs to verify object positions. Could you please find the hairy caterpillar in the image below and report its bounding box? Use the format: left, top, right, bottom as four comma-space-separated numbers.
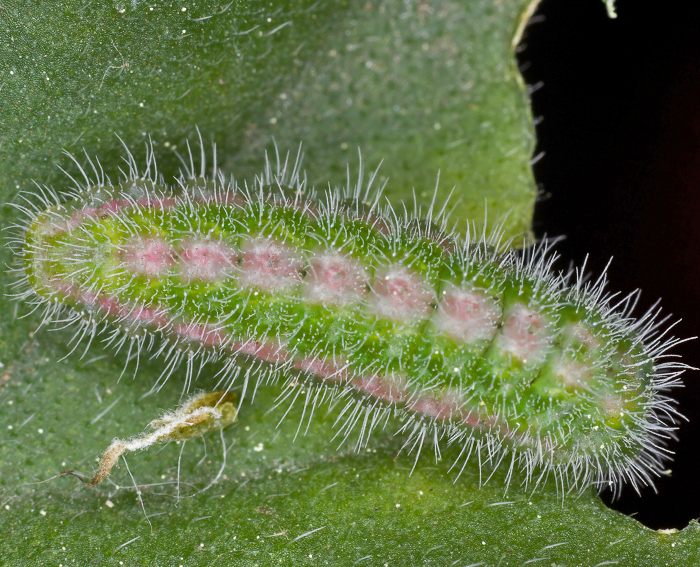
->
8, 138, 690, 497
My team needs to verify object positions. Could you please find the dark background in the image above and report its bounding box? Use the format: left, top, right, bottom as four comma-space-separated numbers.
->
519, 0, 700, 529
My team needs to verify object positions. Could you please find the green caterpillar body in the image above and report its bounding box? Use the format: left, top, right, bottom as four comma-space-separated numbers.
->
12, 143, 687, 495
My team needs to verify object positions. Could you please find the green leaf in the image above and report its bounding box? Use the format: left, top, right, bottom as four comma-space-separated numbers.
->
0, 1, 697, 565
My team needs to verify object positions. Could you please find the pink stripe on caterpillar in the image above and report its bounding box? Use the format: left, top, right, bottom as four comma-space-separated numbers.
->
234, 339, 291, 365
409, 391, 463, 421
304, 253, 368, 306
434, 284, 501, 343
372, 266, 433, 322
293, 356, 349, 382
51, 281, 171, 329
174, 322, 227, 347
122, 236, 174, 278
45, 196, 180, 238
352, 374, 408, 404
497, 303, 550, 364
238, 238, 303, 292
94, 197, 179, 218
179, 239, 237, 283
555, 359, 593, 390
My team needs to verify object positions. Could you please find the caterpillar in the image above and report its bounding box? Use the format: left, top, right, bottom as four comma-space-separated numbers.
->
8, 138, 690, 497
